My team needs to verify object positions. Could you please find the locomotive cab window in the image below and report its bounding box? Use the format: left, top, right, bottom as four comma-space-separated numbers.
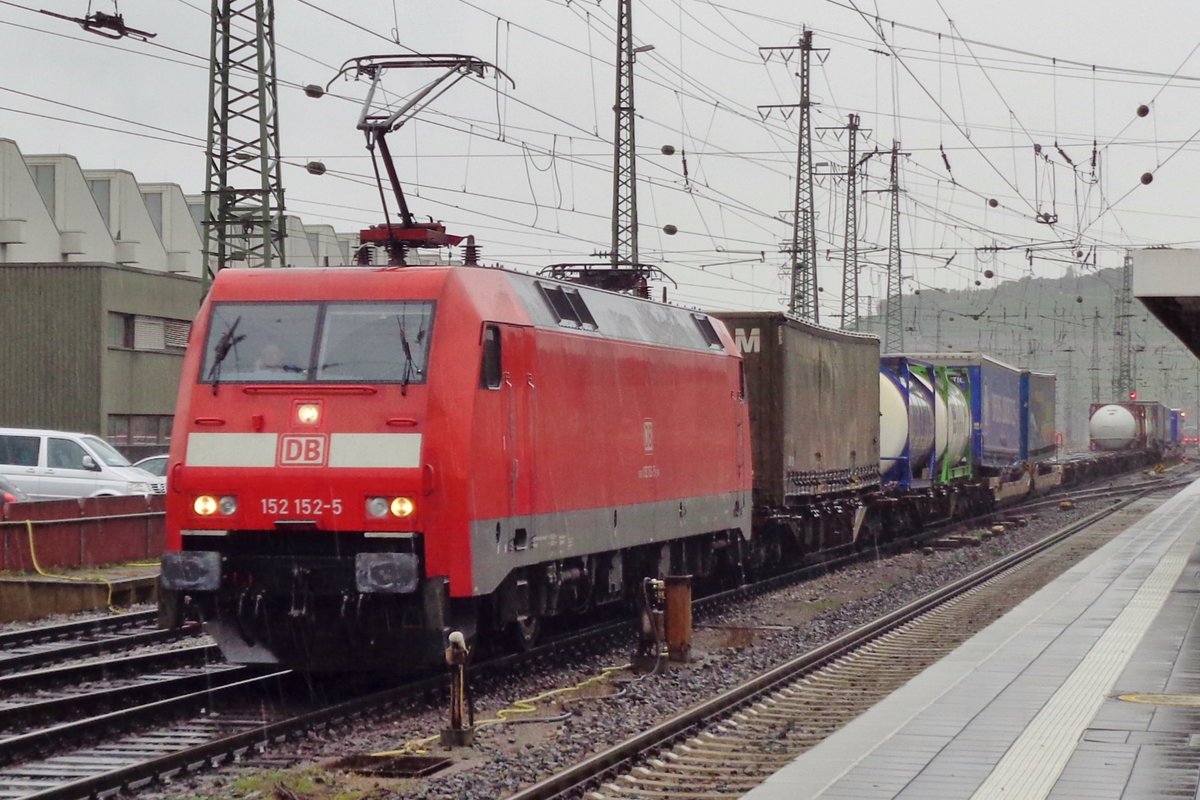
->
481, 325, 502, 389
200, 300, 435, 384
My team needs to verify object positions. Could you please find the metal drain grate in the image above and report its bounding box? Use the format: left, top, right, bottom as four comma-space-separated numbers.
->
327, 754, 452, 778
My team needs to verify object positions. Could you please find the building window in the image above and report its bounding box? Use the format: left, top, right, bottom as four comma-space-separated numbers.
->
134, 316, 166, 350
188, 201, 204, 236
107, 312, 190, 352
143, 191, 164, 237
164, 319, 190, 349
87, 178, 112, 228
30, 164, 55, 222
108, 414, 173, 448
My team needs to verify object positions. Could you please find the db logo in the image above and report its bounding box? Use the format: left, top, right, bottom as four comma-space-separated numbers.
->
279, 435, 327, 466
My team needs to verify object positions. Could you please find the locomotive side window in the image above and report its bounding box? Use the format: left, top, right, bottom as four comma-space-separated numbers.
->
481, 325, 502, 389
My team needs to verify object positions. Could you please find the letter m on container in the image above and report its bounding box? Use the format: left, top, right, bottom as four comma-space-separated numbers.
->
734, 327, 761, 354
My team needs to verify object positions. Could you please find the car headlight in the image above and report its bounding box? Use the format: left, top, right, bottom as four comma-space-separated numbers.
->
128, 482, 150, 494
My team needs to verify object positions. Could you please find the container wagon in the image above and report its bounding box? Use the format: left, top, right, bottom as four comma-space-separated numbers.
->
1021, 369, 1058, 462
710, 312, 880, 556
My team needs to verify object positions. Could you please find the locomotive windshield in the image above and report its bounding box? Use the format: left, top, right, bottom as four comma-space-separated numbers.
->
200, 301, 435, 384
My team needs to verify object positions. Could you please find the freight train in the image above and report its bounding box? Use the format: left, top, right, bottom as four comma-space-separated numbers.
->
158, 258, 1095, 672
1089, 400, 1172, 451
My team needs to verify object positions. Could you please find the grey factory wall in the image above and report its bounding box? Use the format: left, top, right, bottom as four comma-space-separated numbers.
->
99, 265, 202, 453
0, 263, 202, 447
0, 264, 104, 433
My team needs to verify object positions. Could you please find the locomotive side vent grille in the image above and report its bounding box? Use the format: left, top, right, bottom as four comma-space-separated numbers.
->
692, 313, 724, 349
537, 282, 599, 330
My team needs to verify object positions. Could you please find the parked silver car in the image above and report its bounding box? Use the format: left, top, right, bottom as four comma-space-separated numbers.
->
0, 428, 157, 499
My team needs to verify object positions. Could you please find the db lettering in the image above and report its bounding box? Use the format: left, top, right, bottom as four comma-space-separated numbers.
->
280, 435, 326, 466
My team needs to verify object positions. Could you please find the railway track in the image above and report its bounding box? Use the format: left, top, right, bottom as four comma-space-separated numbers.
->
0, 612, 201, 676
0, 475, 1181, 799
0, 644, 229, 732
506, 486, 1175, 800
0, 670, 292, 800
0, 618, 636, 800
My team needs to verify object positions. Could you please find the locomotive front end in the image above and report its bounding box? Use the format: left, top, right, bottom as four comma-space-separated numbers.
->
160, 271, 459, 671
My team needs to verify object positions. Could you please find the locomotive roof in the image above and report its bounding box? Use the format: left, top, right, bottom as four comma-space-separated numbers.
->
206, 265, 738, 356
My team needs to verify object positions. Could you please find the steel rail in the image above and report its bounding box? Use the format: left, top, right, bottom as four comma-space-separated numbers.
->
0, 611, 158, 650
0, 643, 219, 694
0, 664, 243, 732
0, 625, 199, 676
0, 471, 1176, 799
505, 490, 1153, 800
0, 668, 285, 772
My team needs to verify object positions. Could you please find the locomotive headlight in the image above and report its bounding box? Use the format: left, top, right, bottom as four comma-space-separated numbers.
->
389, 496, 415, 518
366, 496, 390, 518
296, 403, 320, 425
218, 496, 238, 515
194, 495, 219, 516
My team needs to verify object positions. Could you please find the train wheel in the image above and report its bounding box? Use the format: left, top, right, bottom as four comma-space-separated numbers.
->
507, 615, 541, 651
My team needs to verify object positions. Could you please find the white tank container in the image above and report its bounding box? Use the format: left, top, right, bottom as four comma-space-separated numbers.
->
1090, 404, 1138, 451
914, 372, 971, 468
879, 370, 935, 475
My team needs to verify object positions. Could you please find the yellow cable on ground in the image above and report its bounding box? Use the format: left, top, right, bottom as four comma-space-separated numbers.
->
25, 520, 122, 612
373, 662, 631, 757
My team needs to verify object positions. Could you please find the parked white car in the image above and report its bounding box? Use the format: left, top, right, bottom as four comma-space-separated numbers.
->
0, 427, 159, 499
132, 454, 169, 494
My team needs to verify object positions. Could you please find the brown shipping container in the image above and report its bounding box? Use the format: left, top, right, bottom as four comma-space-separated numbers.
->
710, 312, 880, 507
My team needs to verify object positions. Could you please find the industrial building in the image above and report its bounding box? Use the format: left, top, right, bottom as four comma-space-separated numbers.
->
0, 138, 358, 459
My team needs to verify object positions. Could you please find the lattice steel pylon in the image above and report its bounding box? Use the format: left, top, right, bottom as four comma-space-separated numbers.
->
884, 141, 904, 351
758, 30, 823, 324
202, 0, 285, 289
610, 0, 638, 269
840, 113, 861, 331
1112, 252, 1134, 398
1091, 307, 1101, 403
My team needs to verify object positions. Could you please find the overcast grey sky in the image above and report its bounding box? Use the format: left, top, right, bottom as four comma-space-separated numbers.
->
4, 0, 1200, 319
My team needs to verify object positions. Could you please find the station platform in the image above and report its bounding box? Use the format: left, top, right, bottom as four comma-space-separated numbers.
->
744, 478, 1200, 800
0, 563, 159, 622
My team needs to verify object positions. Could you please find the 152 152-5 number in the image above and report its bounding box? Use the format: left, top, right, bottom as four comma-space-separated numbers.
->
260, 498, 343, 516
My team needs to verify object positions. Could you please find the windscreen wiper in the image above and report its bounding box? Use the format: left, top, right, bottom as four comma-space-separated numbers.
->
397, 316, 415, 396
206, 316, 245, 394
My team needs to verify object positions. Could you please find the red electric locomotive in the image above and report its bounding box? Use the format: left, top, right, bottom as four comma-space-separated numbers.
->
160, 264, 751, 670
